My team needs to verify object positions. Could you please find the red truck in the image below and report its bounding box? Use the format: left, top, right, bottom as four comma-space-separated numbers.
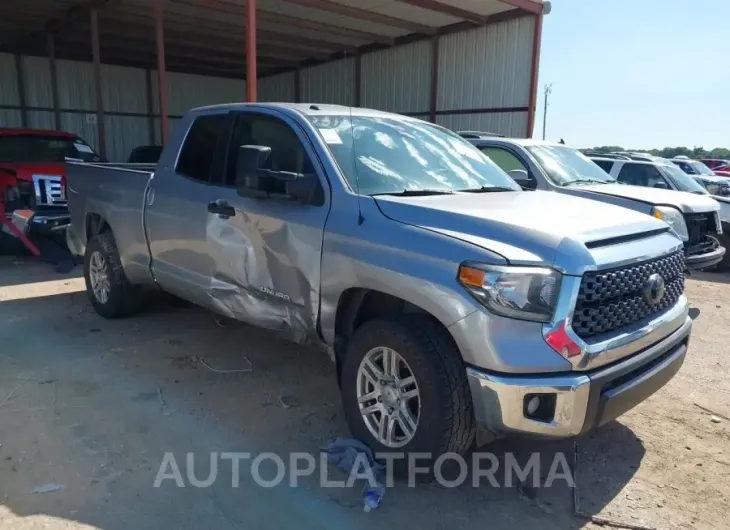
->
0, 127, 100, 252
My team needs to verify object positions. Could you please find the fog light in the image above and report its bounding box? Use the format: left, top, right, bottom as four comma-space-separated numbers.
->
523, 393, 557, 422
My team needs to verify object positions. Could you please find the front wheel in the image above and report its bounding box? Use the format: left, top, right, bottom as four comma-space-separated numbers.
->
340, 316, 476, 473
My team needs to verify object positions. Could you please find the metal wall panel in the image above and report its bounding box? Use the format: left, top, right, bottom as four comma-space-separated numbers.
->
300, 58, 355, 106
105, 115, 149, 162
0, 109, 23, 127
154, 117, 183, 145
259, 72, 296, 102
22, 56, 53, 108
437, 16, 534, 111
0, 53, 20, 106
102, 64, 148, 113
60, 113, 99, 151
152, 71, 246, 115
436, 111, 528, 138
361, 40, 432, 114
28, 110, 55, 130
56, 59, 96, 110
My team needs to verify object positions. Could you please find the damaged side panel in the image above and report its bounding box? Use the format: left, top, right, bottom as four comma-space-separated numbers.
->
205, 193, 329, 345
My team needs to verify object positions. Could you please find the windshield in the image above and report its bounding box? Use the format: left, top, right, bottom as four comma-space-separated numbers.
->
525, 145, 616, 186
658, 163, 708, 194
0, 134, 100, 163
689, 161, 715, 176
308, 115, 520, 195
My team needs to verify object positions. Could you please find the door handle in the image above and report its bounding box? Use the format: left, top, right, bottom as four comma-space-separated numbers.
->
208, 200, 236, 218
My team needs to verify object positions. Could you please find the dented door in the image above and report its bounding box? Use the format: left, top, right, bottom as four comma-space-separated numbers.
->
205, 110, 330, 345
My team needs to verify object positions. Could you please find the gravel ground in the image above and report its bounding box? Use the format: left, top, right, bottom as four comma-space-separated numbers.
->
0, 257, 728, 529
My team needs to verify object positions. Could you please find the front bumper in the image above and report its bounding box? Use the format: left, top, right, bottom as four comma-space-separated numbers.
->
466, 314, 691, 437
685, 238, 725, 270
3, 208, 70, 237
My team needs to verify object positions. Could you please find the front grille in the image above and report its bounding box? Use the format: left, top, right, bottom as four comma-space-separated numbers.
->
32, 175, 66, 207
572, 251, 685, 339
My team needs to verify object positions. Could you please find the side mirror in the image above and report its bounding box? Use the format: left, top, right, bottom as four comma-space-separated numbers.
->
507, 169, 532, 189
653, 181, 669, 189
235, 145, 319, 204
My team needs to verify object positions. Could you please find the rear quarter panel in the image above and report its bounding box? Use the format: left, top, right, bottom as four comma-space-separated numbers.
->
65, 163, 154, 284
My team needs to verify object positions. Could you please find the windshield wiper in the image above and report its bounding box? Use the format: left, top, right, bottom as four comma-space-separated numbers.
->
372, 189, 454, 197
564, 178, 615, 186
457, 186, 516, 193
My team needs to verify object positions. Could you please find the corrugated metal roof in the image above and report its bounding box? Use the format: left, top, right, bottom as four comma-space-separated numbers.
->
0, 0, 541, 79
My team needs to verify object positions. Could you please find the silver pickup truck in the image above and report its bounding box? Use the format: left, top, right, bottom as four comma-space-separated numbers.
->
66, 104, 692, 463
462, 135, 725, 271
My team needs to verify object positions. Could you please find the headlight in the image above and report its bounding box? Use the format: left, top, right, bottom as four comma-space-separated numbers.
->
651, 206, 688, 241
458, 264, 562, 322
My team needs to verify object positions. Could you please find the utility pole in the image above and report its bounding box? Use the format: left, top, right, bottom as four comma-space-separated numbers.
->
542, 83, 552, 140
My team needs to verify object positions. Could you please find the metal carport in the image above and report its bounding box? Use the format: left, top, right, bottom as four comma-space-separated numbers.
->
0, 0, 546, 161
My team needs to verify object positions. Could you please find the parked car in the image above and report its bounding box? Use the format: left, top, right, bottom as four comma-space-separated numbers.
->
670, 157, 720, 177
691, 174, 730, 196
461, 135, 725, 270
700, 159, 730, 170
590, 156, 730, 270
127, 145, 163, 164
66, 104, 692, 462
0, 127, 100, 242
709, 164, 730, 178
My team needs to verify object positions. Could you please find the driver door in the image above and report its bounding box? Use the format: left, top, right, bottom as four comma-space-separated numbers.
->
205, 109, 330, 344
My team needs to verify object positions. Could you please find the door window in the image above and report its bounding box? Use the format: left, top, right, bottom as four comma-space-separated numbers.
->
480, 146, 528, 173
593, 159, 614, 173
176, 114, 227, 182
225, 114, 315, 187
617, 163, 670, 188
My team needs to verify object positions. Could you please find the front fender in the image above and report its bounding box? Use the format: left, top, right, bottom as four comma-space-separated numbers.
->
319, 196, 500, 347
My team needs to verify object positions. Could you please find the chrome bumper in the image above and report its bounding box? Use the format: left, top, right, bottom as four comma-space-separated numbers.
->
467, 314, 691, 437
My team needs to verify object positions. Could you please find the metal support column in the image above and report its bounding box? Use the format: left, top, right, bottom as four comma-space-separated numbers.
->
155, 0, 169, 144
90, 8, 106, 158
47, 34, 62, 130
526, 12, 543, 138
14, 55, 28, 127
429, 35, 439, 123
246, 0, 257, 102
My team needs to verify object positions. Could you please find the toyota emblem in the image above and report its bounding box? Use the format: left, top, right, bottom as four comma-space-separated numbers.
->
643, 273, 666, 305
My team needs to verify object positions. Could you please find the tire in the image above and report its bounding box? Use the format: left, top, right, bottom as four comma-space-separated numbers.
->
84, 231, 140, 318
340, 315, 476, 475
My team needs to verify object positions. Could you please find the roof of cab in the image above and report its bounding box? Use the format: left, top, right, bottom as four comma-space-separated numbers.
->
0, 127, 76, 137
190, 102, 423, 120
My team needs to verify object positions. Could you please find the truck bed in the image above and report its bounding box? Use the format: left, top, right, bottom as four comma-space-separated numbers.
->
65, 162, 155, 283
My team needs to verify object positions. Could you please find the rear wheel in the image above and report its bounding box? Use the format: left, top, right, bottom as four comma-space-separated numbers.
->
84, 231, 140, 318
340, 315, 476, 474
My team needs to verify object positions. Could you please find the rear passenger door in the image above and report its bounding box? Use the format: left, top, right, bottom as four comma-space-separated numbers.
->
145, 112, 228, 307
203, 109, 330, 343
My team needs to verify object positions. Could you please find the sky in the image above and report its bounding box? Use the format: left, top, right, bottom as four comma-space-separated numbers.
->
534, 0, 729, 149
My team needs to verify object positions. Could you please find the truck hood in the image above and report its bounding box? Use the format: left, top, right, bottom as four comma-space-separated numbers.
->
375, 191, 668, 268
0, 162, 65, 181
572, 183, 719, 213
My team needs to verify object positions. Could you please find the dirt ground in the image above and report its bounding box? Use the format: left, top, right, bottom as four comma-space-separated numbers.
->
0, 257, 728, 530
